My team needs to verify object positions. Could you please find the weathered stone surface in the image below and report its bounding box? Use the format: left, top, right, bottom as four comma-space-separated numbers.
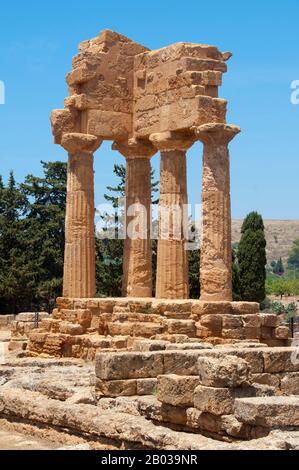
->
280, 373, 299, 395
165, 319, 196, 336
157, 375, 200, 407
196, 348, 265, 373
95, 352, 164, 380
0, 388, 242, 450
136, 378, 157, 396
194, 384, 254, 416
252, 373, 280, 389
95, 378, 137, 397
274, 327, 290, 340
132, 340, 169, 352
114, 142, 156, 298
63, 150, 100, 299
235, 396, 299, 428
162, 351, 200, 375
197, 355, 251, 388
196, 123, 240, 302
165, 342, 213, 350
191, 301, 232, 317
260, 314, 279, 328
263, 348, 299, 373
152, 135, 192, 300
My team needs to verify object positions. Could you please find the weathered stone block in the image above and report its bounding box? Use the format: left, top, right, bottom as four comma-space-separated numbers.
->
260, 326, 273, 340
197, 348, 264, 373
231, 302, 259, 315
165, 342, 213, 351
235, 396, 299, 428
186, 408, 222, 433
59, 322, 84, 336
163, 351, 200, 375
132, 339, 169, 352
274, 326, 289, 340
280, 372, 299, 395
197, 355, 251, 388
165, 319, 196, 336
261, 314, 279, 328
252, 373, 280, 389
199, 314, 223, 330
242, 315, 262, 328
222, 328, 245, 340
136, 378, 157, 395
95, 351, 164, 380
263, 348, 299, 373
194, 384, 254, 416
196, 325, 214, 338
157, 375, 200, 407
222, 315, 243, 329
191, 302, 232, 318
95, 378, 137, 397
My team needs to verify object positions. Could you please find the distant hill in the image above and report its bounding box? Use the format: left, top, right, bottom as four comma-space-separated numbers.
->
232, 220, 299, 265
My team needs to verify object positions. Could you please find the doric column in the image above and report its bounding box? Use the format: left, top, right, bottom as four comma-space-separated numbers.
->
113, 139, 156, 298
61, 133, 102, 298
195, 123, 240, 301
150, 131, 195, 299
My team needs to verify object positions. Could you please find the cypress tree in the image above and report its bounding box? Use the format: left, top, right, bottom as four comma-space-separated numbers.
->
273, 257, 284, 276
238, 211, 267, 303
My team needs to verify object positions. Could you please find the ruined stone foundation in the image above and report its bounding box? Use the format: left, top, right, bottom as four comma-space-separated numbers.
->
27, 298, 289, 360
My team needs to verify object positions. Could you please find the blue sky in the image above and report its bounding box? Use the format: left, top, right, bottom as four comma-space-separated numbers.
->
0, 0, 298, 219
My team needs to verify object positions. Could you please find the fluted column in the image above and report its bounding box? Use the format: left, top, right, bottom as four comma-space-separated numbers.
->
150, 131, 195, 299
61, 133, 102, 298
195, 123, 240, 301
113, 139, 156, 297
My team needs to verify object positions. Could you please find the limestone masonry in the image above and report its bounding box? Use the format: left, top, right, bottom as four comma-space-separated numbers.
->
50, 29, 237, 302
3, 30, 298, 451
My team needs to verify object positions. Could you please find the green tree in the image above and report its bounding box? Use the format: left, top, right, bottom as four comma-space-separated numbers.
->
0, 172, 30, 313
21, 161, 67, 312
288, 239, 299, 272
272, 257, 285, 275
238, 212, 267, 303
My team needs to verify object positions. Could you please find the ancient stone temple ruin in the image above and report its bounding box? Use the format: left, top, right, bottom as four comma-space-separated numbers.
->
5, 30, 296, 450
27, 29, 289, 358
50, 29, 237, 303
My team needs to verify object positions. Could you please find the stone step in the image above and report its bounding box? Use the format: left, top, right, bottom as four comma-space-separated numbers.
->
164, 319, 197, 337
113, 306, 130, 313
108, 312, 163, 323
107, 321, 164, 338
163, 311, 191, 320
95, 350, 202, 381
234, 396, 299, 428
165, 342, 213, 350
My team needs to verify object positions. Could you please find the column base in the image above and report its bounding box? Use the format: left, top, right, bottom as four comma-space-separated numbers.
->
26, 298, 290, 359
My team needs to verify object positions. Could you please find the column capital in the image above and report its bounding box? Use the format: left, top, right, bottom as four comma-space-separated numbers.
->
194, 123, 240, 146
112, 138, 157, 159
61, 133, 102, 153
149, 131, 196, 152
